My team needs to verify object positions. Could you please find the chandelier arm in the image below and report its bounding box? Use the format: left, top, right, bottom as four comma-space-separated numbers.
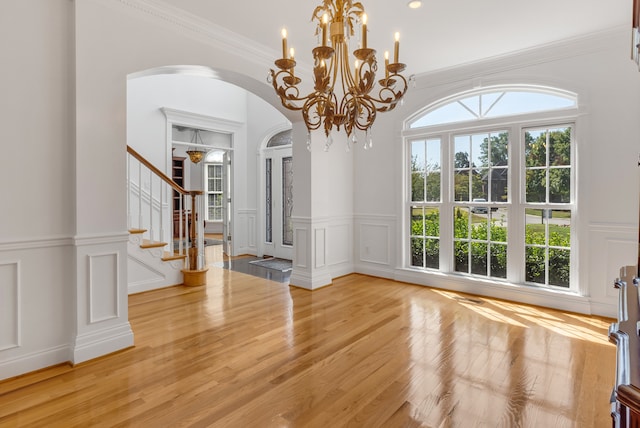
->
364, 74, 409, 112
358, 57, 377, 94
340, 93, 376, 134
302, 94, 325, 132
354, 96, 377, 132
341, 43, 357, 94
270, 69, 307, 110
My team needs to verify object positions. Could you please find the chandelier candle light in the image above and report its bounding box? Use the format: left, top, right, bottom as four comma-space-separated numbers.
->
269, 0, 409, 151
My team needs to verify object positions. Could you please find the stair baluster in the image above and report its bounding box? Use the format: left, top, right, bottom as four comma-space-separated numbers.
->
126, 145, 207, 288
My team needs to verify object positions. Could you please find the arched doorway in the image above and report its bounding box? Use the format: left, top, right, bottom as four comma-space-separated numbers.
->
127, 66, 292, 268
259, 129, 293, 260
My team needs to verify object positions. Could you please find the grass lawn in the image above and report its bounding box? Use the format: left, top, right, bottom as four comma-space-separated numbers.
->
525, 208, 571, 219
526, 223, 571, 241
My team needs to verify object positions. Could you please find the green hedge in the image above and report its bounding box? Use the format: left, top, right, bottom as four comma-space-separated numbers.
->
411, 210, 570, 286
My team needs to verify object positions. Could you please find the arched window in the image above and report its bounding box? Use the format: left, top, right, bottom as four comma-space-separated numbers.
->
267, 130, 292, 147
408, 86, 577, 129
406, 86, 577, 290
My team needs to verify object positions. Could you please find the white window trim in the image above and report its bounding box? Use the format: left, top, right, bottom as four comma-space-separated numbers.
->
403, 86, 580, 294
205, 162, 224, 222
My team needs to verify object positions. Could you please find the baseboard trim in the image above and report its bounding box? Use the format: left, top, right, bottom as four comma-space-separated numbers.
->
0, 344, 70, 381
289, 270, 332, 290
72, 323, 134, 364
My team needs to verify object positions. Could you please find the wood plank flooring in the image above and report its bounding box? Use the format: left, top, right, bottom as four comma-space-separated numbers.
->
0, 267, 616, 427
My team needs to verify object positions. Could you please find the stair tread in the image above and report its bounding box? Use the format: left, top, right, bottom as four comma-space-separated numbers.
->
162, 252, 187, 261
129, 228, 147, 234
140, 239, 167, 249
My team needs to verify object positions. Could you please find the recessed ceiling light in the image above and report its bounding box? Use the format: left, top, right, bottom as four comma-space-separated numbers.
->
408, 0, 422, 9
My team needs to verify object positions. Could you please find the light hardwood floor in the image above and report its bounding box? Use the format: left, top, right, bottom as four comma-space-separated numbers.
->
0, 265, 616, 427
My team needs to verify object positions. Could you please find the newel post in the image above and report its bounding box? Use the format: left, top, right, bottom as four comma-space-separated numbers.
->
182, 190, 208, 286
188, 191, 199, 271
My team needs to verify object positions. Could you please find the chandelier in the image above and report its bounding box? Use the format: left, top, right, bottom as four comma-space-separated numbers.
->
185, 129, 208, 164
269, 0, 409, 150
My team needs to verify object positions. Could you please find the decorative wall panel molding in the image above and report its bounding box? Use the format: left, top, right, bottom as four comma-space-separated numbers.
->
314, 228, 326, 269
327, 223, 351, 266
354, 214, 396, 270
294, 227, 308, 269
0, 261, 20, 351
603, 238, 638, 299
89, 253, 120, 324
359, 223, 390, 265
237, 209, 257, 249
587, 223, 637, 304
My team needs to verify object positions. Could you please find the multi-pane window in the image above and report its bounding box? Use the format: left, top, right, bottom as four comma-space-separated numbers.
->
452, 131, 509, 278
206, 163, 223, 221
406, 86, 576, 290
410, 139, 441, 269
524, 127, 572, 287
453, 132, 509, 202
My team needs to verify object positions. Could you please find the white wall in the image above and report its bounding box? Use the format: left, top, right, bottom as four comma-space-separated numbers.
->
127, 75, 248, 168
0, 0, 136, 381
0, 1, 75, 241
0, 0, 76, 380
354, 28, 640, 317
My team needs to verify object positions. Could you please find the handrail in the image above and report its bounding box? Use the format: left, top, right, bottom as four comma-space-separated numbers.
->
126, 145, 202, 196
127, 144, 205, 273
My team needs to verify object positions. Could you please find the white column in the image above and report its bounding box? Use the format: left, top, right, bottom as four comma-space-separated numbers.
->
289, 122, 355, 289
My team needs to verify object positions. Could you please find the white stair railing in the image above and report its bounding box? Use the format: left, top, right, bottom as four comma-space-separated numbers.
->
126, 146, 205, 272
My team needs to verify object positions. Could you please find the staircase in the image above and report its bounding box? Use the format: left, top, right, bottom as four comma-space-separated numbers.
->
126, 146, 208, 294
127, 229, 187, 294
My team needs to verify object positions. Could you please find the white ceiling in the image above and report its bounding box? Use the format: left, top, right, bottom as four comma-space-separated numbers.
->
160, 0, 630, 76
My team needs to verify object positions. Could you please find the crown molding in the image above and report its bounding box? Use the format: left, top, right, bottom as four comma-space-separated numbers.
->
102, 0, 313, 74
413, 26, 629, 89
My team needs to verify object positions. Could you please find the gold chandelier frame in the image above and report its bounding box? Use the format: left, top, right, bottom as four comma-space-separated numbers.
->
269, 0, 409, 148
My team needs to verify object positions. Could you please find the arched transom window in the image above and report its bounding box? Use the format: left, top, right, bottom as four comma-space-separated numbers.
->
406, 85, 578, 290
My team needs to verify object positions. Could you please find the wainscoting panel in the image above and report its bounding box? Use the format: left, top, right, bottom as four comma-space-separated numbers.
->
314, 227, 326, 269
73, 234, 133, 365
359, 223, 390, 265
290, 217, 336, 290
89, 252, 119, 324
0, 238, 73, 380
248, 214, 256, 248
236, 209, 257, 256
588, 223, 638, 310
327, 223, 351, 266
294, 227, 308, 269
0, 261, 19, 351
604, 238, 638, 298
354, 215, 397, 278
